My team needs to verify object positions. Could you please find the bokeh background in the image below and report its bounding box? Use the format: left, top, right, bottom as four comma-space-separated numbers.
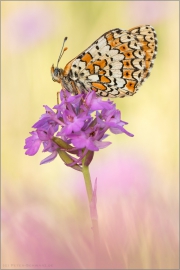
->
1, 1, 179, 269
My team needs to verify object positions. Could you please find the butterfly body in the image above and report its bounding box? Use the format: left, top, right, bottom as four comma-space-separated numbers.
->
51, 25, 158, 98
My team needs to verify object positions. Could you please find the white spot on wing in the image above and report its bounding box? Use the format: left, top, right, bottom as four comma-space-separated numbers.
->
88, 75, 99, 81
97, 37, 107, 49
110, 89, 119, 95
78, 61, 86, 70
134, 50, 145, 59
116, 78, 126, 87
120, 34, 134, 43
111, 62, 123, 69
72, 58, 80, 66
88, 46, 98, 57
108, 49, 119, 57
132, 59, 145, 69
112, 53, 124, 61
94, 65, 99, 73
100, 45, 110, 55
111, 70, 123, 77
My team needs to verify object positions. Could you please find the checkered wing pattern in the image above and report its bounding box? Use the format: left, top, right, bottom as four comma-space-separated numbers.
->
63, 25, 158, 98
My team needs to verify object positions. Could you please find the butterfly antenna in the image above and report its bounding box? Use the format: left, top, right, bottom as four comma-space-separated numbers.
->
57, 37, 68, 67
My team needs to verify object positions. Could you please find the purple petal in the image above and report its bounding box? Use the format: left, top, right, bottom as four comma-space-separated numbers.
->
85, 91, 95, 106
42, 140, 59, 152
91, 98, 114, 111
25, 140, 41, 155
24, 131, 41, 156
94, 140, 112, 149
71, 136, 87, 149
32, 115, 50, 128
86, 139, 99, 151
43, 105, 55, 113
71, 118, 85, 132
110, 126, 134, 137
40, 151, 58, 164
36, 130, 49, 141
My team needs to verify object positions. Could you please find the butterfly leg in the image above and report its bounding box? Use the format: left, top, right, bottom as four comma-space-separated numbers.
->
57, 91, 60, 104
70, 81, 81, 95
56, 81, 81, 105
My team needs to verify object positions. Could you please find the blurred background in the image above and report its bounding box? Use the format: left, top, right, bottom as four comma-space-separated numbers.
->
1, 1, 179, 269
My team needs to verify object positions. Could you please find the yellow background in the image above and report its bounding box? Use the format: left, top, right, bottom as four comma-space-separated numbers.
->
2, 1, 179, 269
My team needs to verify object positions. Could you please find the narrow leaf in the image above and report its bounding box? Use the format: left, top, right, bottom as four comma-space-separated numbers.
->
58, 149, 82, 172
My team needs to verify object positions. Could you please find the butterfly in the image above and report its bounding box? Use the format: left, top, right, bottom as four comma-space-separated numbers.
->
51, 25, 157, 98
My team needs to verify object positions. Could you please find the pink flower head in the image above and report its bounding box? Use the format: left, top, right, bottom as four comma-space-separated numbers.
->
24, 89, 133, 168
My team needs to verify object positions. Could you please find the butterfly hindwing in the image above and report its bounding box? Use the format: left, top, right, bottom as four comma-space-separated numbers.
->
63, 25, 157, 98
128, 25, 158, 81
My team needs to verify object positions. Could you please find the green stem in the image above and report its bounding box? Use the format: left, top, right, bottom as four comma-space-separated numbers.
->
82, 157, 100, 267
82, 163, 93, 203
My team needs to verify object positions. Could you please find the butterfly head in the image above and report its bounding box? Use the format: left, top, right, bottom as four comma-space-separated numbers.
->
51, 65, 64, 83
51, 37, 68, 84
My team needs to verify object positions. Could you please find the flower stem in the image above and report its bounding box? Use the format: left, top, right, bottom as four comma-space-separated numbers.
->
82, 158, 100, 267
82, 164, 93, 202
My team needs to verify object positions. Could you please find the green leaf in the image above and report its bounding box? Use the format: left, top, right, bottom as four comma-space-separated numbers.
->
83, 151, 94, 166
53, 137, 79, 155
53, 137, 73, 149
58, 149, 82, 172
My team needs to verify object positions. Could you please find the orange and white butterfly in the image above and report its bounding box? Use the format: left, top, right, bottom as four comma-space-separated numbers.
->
51, 25, 157, 98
